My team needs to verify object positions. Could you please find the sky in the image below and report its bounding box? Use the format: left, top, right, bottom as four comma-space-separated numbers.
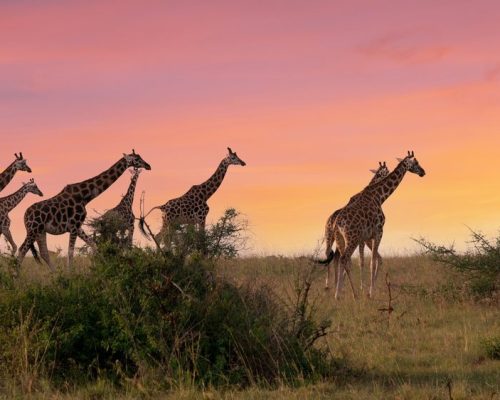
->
1, 0, 500, 256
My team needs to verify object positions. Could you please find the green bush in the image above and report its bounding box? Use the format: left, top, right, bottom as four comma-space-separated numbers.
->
480, 336, 500, 360
416, 230, 500, 300
0, 243, 336, 393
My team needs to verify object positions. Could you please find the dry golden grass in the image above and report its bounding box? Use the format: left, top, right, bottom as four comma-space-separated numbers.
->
2, 253, 499, 399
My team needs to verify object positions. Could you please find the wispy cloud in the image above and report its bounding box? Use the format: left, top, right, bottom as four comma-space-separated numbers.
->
360, 30, 451, 64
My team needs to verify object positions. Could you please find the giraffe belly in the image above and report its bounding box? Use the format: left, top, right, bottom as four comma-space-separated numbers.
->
45, 221, 67, 235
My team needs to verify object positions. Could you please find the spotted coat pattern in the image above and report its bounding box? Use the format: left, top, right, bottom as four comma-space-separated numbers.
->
325, 152, 426, 299
322, 162, 390, 292
0, 179, 43, 253
17, 151, 151, 270
141, 148, 245, 244
99, 168, 142, 246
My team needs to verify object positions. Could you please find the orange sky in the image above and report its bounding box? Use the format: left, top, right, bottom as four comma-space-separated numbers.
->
1, 0, 500, 255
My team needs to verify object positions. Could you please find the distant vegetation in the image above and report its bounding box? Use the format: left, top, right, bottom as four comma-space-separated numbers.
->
416, 229, 500, 301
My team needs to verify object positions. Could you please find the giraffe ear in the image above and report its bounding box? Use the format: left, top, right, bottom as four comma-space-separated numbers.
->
396, 157, 403, 162
369, 169, 378, 174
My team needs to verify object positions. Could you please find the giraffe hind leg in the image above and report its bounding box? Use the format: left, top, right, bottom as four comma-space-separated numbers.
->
36, 233, 54, 271
17, 234, 42, 267
2, 227, 17, 255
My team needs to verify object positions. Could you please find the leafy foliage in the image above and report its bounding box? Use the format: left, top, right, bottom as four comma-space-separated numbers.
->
0, 225, 335, 393
415, 229, 500, 300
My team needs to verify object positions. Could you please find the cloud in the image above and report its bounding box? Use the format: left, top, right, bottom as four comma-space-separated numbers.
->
360, 30, 451, 64
484, 64, 500, 81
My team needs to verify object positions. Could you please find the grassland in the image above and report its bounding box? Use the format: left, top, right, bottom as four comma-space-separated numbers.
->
1, 253, 499, 399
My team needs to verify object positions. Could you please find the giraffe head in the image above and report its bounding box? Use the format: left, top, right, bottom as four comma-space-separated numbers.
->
23, 178, 43, 196
369, 161, 390, 181
123, 149, 151, 170
397, 151, 426, 177
225, 147, 246, 166
13, 153, 32, 173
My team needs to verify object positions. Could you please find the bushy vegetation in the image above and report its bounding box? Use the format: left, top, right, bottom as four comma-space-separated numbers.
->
0, 211, 336, 396
481, 336, 500, 360
88, 211, 132, 248
416, 229, 500, 300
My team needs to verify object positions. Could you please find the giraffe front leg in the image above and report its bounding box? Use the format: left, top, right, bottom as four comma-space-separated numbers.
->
369, 239, 378, 299
68, 232, 77, 268
359, 243, 365, 293
2, 227, 17, 255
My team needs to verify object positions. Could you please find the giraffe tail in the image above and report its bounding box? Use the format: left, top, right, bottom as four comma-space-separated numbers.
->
29, 243, 42, 264
317, 249, 335, 265
138, 206, 160, 239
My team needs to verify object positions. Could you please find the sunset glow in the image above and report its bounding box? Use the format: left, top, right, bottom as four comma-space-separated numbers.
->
2, 0, 500, 255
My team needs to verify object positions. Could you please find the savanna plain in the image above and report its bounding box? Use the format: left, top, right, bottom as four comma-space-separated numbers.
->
0, 244, 498, 400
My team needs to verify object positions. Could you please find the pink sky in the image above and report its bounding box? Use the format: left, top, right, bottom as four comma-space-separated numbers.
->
1, 0, 500, 255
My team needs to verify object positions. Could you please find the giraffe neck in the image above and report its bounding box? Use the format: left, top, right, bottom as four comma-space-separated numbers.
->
368, 172, 385, 185
66, 158, 129, 204
364, 161, 407, 205
0, 185, 30, 212
117, 173, 139, 209
0, 162, 17, 193
198, 159, 229, 200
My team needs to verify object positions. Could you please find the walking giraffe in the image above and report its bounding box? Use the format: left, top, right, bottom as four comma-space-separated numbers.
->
0, 153, 32, 193
322, 151, 425, 299
320, 161, 390, 292
139, 147, 245, 244
17, 150, 151, 270
0, 179, 43, 254
96, 168, 142, 246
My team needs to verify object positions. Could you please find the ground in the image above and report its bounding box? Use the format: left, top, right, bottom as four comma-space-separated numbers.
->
1, 253, 499, 399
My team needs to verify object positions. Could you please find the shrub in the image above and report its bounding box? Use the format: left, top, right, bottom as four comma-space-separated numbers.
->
481, 336, 500, 360
415, 230, 500, 300
143, 208, 249, 260
88, 211, 131, 248
0, 242, 336, 393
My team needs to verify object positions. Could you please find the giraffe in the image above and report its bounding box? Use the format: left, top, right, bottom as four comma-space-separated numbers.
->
17, 150, 151, 270
320, 161, 390, 292
0, 153, 32, 193
323, 151, 425, 299
0, 179, 43, 254
139, 147, 246, 246
96, 167, 142, 246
